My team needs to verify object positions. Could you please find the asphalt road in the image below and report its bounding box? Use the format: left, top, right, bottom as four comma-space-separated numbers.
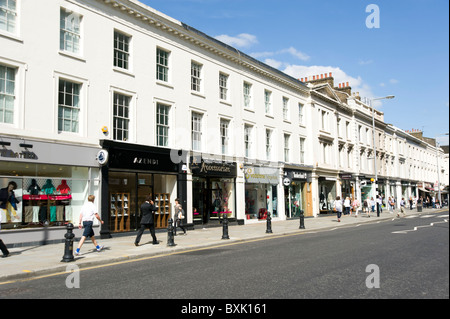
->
0, 211, 448, 301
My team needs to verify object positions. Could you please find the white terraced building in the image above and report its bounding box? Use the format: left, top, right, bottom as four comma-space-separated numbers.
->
0, 0, 447, 242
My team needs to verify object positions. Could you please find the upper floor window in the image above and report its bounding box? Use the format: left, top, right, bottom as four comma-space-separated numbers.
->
284, 134, 290, 162
244, 124, 253, 158
157, 48, 170, 82
243, 82, 252, 109
298, 103, 304, 125
156, 103, 170, 147
0, 0, 17, 34
113, 92, 130, 141
114, 31, 130, 70
191, 62, 202, 92
60, 8, 82, 55
58, 79, 80, 133
220, 119, 230, 155
266, 128, 273, 160
0, 64, 15, 124
219, 72, 229, 101
264, 90, 272, 115
283, 97, 289, 121
192, 112, 203, 151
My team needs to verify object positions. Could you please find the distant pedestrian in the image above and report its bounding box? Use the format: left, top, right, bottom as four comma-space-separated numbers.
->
173, 198, 187, 236
75, 195, 104, 256
409, 196, 413, 210
0, 181, 20, 258
135, 196, 159, 246
388, 197, 395, 213
333, 196, 343, 222
397, 197, 407, 218
376, 195, 382, 217
352, 197, 360, 217
370, 197, 376, 215
343, 197, 351, 216
363, 198, 369, 216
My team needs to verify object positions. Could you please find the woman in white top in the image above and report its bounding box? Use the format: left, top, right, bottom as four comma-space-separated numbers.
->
334, 196, 343, 222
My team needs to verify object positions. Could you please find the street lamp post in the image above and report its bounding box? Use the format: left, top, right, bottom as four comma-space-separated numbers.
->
436, 133, 449, 207
370, 96, 395, 201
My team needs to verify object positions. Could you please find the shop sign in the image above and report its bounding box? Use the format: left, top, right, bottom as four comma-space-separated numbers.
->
190, 160, 236, 177
340, 174, 353, 180
245, 167, 279, 185
0, 148, 38, 160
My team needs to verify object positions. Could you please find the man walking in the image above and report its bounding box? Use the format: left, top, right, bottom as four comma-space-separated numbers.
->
75, 195, 104, 256
135, 196, 159, 246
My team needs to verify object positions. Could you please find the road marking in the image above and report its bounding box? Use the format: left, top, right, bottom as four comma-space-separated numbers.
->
438, 215, 449, 218
420, 215, 435, 218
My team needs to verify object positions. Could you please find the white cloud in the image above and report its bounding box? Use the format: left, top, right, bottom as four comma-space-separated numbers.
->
251, 47, 310, 62
214, 33, 258, 48
389, 78, 399, 84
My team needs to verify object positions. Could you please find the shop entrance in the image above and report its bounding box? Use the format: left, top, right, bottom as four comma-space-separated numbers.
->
192, 177, 235, 226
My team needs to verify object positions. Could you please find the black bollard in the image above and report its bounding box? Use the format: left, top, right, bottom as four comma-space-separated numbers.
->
61, 223, 75, 262
222, 213, 230, 240
167, 218, 176, 247
266, 212, 273, 233
299, 210, 305, 229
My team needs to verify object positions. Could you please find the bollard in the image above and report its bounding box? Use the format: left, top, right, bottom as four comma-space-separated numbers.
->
266, 212, 273, 233
222, 213, 230, 240
299, 210, 305, 229
167, 218, 176, 247
61, 223, 75, 262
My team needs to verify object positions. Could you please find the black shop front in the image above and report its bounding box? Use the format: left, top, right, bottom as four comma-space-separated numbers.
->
190, 158, 237, 226
99, 140, 187, 238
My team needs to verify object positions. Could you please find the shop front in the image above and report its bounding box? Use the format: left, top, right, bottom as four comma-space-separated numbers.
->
190, 158, 236, 226
340, 173, 355, 201
0, 136, 99, 245
244, 166, 279, 222
318, 177, 337, 214
283, 169, 312, 218
99, 140, 186, 238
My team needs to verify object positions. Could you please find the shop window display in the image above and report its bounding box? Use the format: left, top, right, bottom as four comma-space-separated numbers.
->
245, 183, 278, 220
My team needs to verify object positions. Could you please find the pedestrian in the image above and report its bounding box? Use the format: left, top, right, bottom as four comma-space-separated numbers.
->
352, 197, 360, 217
376, 195, 382, 217
370, 197, 376, 215
388, 197, 395, 213
173, 198, 187, 236
333, 196, 343, 222
363, 198, 369, 216
134, 196, 159, 246
75, 195, 104, 256
397, 197, 407, 218
343, 197, 351, 216
409, 196, 413, 210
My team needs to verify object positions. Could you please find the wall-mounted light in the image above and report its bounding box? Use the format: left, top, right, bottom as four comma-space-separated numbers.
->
0, 141, 11, 146
19, 143, 33, 148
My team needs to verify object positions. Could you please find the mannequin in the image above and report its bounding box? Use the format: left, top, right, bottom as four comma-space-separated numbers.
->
27, 179, 41, 195
41, 179, 56, 195
57, 180, 71, 194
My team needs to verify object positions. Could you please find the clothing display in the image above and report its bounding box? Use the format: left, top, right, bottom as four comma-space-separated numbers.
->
27, 179, 41, 195
56, 180, 71, 194
42, 179, 56, 195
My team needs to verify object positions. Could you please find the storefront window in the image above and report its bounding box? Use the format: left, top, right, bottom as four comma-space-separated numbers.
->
192, 177, 235, 225
0, 163, 95, 229
285, 183, 305, 218
319, 180, 336, 213
245, 183, 278, 220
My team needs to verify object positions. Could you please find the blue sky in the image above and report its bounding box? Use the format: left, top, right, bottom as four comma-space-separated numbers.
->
141, 0, 449, 145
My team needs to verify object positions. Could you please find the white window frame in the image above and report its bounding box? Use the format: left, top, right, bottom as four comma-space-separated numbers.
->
244, 124, 253, 158
114, 30, 131, 71
60, 7, 82, 56
191, 111, 203, 152
219, 72, 229, 101
191, 61, 202, 93
266, 128, 273, 160
298, 103, 304, 126
112, 91, 131, 142
283, 97, 289, 121
0, 64, 15, 124
58, 78, 81, 134
284, 133, 290, 162
220, 118, 230, 155
299, 137, 306, 164
265, 90, 272, 115
156, 102, 170, 147
243, 82, 253, 110
0, 0, 18, 36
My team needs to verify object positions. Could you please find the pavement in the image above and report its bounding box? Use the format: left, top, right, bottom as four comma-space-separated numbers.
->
0, 207, 448, 284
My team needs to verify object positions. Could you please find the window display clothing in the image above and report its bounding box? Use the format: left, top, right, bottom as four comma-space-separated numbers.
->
27, 179, 41, 195
57, 180, 71, 194
42, 179, 56, 195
